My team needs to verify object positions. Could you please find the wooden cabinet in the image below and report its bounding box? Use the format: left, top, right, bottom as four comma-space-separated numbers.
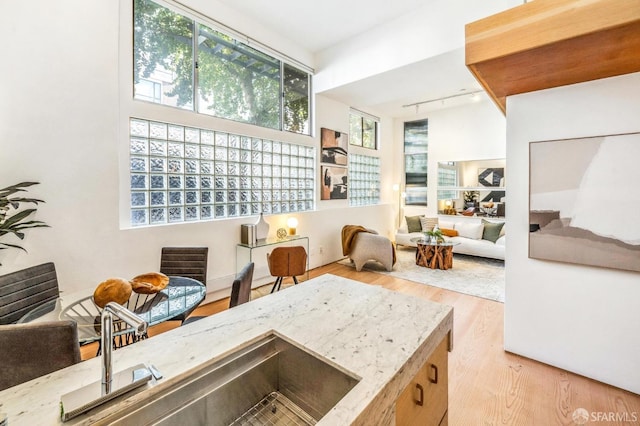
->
396, 336, 449, 426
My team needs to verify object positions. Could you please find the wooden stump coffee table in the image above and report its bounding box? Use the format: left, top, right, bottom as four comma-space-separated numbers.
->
411, 238, 460, 270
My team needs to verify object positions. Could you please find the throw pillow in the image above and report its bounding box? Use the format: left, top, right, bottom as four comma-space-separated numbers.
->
482, 219, 505, 243
420, 217, 438, 232
439, 220, 455, 230
456, 222, 484, 240
441, 228, 458, 237
405, 215, 423, 233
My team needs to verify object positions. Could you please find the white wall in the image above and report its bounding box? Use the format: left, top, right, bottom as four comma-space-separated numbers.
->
505, 72, 640, 394
0, 0, 393, 299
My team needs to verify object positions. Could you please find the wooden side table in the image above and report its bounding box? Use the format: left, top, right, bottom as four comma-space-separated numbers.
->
412, 239, 459, 270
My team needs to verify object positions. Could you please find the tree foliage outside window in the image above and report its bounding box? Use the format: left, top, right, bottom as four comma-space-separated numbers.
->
283, 64, 310, 134
349, 111, 377, 149
196, 23, 280, 129
133, 0, 310, 134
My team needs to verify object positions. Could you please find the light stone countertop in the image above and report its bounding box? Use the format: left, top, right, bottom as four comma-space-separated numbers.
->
0, 274, 453, 425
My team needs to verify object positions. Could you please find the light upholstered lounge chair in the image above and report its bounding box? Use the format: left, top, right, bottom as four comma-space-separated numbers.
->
349, 231, 395, 272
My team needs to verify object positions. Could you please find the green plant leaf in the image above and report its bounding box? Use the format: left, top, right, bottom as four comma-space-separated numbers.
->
0, 208, 38, 227
0, 181, 48, 261
0, 242, 27, 251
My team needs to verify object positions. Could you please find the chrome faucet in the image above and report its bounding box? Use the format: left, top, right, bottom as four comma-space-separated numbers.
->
60, 302, 156, 421
101, 302, 148, 394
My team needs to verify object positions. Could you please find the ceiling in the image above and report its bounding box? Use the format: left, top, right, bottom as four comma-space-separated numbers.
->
215, 0, 487, 118
215, 0, 429, 53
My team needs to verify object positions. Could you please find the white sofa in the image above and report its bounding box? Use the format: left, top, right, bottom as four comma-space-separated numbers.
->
395, 216, 505, 261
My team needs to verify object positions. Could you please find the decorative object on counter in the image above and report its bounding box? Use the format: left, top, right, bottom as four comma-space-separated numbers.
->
461, 207, 475, 216
240, 224, 257, 245
443, 199, 457, 215
254, 212, 270, 240
130, 272, 169, 294
286, 217, 298, 235
0, 181, 49, 265
480, 206, 498, 216
93, 278, 133, 308
276, 227, 287, 240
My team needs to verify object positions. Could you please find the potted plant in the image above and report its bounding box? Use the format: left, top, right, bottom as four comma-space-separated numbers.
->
424, 228, 444, 244
0, 181, 49, 265
463, 190, 479, 208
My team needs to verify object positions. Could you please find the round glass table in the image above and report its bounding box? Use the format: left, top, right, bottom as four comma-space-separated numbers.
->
18, 277, 206, 345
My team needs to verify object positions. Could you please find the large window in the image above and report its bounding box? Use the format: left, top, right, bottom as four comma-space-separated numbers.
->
349, 110, 378, 149
403, 119, 428, 205
129, 118, 315, 226
349, 154, 380, 206
133, 0, 311, 134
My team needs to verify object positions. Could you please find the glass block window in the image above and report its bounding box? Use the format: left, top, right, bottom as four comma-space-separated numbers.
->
349, 154, 380, 206
129, 118, 315, 226
437, 161, 458, 200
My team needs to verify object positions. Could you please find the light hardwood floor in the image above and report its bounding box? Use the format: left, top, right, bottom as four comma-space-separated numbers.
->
82, 262, 640, 425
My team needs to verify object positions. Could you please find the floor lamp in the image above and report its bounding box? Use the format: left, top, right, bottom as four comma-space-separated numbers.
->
392, 184, 403, 228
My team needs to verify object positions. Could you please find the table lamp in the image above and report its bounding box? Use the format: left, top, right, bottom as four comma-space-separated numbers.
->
287, 217, 298, 235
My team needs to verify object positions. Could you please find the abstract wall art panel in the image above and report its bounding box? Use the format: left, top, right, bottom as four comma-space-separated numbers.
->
529, 132, 640, 273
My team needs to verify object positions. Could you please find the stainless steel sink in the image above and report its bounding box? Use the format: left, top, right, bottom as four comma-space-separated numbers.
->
99, 333, 360, 425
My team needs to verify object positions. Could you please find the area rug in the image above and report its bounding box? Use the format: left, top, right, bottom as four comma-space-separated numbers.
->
339, 247, 505, 302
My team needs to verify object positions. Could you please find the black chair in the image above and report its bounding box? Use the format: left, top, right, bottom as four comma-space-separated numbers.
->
182, 262, 254, 326
229, 262, 255, 308
0, 320, 81, 391
160, 247, 208, 323
0, 262, 60, 325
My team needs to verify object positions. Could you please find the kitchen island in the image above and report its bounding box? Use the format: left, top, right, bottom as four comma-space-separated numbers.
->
0, 274, 453, 425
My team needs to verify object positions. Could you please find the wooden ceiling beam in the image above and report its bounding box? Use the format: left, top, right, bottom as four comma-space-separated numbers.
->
465, 0, 640, 114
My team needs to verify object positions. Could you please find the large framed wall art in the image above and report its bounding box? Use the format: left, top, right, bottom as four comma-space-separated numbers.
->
320, 128, 349, 200
529, 132, 640, 273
